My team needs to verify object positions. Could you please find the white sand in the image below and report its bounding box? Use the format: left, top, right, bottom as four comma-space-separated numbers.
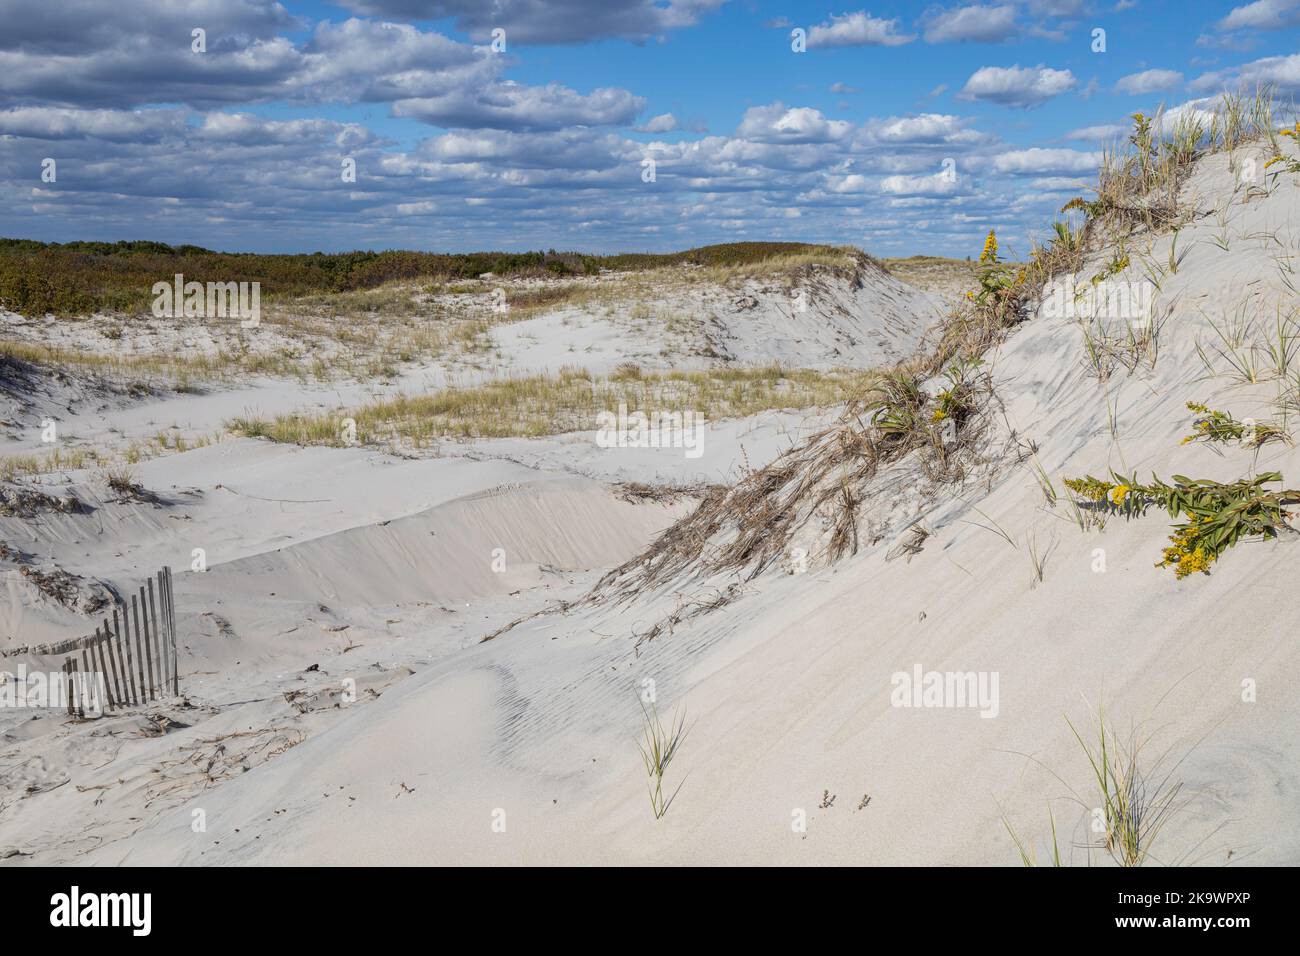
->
3, 149, 1299, 866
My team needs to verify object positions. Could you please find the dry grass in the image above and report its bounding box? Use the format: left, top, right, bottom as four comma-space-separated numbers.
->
0, 429, 219, 482
228, 364, 881, 446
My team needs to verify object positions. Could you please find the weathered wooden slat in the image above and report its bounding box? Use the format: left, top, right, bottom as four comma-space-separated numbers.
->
119, 604, 138, 706
167, 566, 179, 695
150, 576, 167, 699
69, 657, 82, 718
102, 622, 123, 707
90, 637, 111, 710
63, 661, 72, 716
80, 648, 96, 714
138, 586, 155, 701
131, 594, 147, 703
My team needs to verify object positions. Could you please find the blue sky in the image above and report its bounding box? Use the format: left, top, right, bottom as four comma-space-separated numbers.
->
1, 1, 1298, 257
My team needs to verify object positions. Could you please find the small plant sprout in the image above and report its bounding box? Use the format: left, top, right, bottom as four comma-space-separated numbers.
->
637, 701, 690, 820
1003, 807, 1063, 867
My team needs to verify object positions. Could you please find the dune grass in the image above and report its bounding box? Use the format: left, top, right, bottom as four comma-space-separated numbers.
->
0, 429, 221, 483
1005, 707, 1191, 867
228, 364, 880, 446
637, 702, 690, 820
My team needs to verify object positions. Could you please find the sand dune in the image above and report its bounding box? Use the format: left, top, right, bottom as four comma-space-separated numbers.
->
3, 141, 1299, 868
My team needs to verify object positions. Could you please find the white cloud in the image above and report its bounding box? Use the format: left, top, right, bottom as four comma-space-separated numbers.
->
1028, 176, 1091, 191
923, 5, 1020, 43
879, 171, 961, 196
959, 64, 1076, 107
736, 104, 852, 143
0, 106, 187, 142
1191, 52, 1300, 93
337, 0, 727, 44
1219, 0, 1300, 31
1115, 69, 1184, 94
989, 147, 1102, 174
1064, 123, 1127, 141
859, 113, 990, 146
807, 11, 916, 47
393, 82, 645, 131
636, 113, 678, 133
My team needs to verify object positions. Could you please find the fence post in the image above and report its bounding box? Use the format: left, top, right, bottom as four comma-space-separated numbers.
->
89, 638, 111, 711
148, 576, 166, 699
138, 586, 155, 701
69, 657, 83, 718
131, 594, 147, 703
101, 622, 123, 708
167, 566, 179, 696
118, 604, 138, 706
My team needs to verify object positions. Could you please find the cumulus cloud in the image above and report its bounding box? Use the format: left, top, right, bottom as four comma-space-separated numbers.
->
858, 113, 991, 146
1191, 52, 1300, 93
636, 113, 679, 133
1064, 123, 1128, 141
0, 8, 652, 134
336, 0, 726, 44
878, 171, 962, 196
922, 5, 1020, 43
1023, 0, 1087, 13
1115, 68, 1184, 94
0, 1, 1111, 257
1218, 0, 1300, 31
736, 104, 852, 144
293, 18, 485, 101
989, 147, 1102, 174
0, 106, 188, 143
392, 82, 645, 131
0, 0, 296, 54
959, 64, 1076, 107
806, 11, 915, 47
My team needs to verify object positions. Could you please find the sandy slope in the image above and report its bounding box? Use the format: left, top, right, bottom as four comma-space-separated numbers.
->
3, 150, 1299, 866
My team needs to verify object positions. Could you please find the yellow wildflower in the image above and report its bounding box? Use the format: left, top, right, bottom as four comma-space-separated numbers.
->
979, 229, 998, 264
1109, 484, 1130, 506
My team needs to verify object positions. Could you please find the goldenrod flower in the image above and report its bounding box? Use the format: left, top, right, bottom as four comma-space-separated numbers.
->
1109, 484, 1130, 506
980, 229, 998, 264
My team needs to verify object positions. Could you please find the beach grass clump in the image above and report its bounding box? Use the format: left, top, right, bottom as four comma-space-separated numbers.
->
1063, 470, 1299, 578
228, 364, 881, 446
1069, 711, 1185, 867
637, 702, 689, 820
1059, 87, 1283, 243
1006, 708, 1189, 867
